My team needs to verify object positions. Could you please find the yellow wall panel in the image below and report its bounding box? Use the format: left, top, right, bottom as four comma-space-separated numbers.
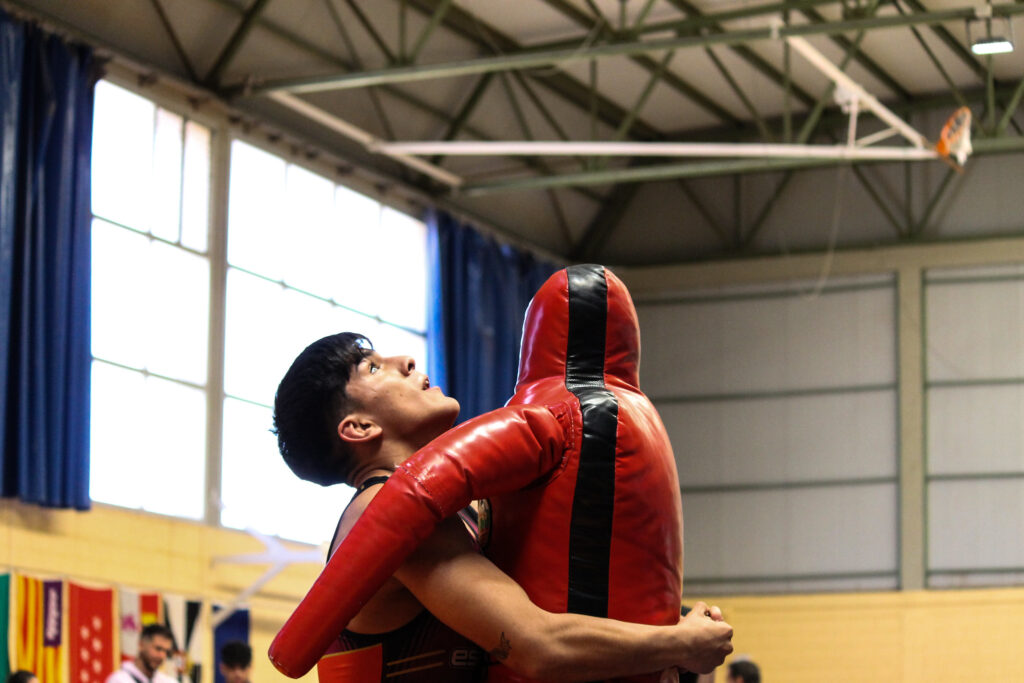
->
701, 588, 1024, 682
5, 498, 1023, 683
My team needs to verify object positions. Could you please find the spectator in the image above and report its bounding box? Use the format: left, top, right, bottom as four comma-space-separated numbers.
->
727, 659, 761, 683
7, 671, 38, 683
105, 623, 177, 683
218, 640, 252, 683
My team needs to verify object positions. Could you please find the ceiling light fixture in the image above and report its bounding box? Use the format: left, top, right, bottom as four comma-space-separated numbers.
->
967, 3, 1015, 55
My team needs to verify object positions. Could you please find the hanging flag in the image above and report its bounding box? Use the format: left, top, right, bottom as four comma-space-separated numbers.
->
212, 606, 249, 683
140, 593, 161, 628
15, 575, 65, 683
118, 588, 139, 663
0, 574, 10, 676
163, 595, 202, 683
119, 588, 162, 663
69, 582, 116, 683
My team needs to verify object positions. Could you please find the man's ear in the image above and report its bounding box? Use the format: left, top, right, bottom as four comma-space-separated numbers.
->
339, 414, 382, 443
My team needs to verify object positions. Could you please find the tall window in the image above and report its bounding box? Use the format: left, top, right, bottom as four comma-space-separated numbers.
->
89, 82, 430, 544
90, 81, 211, 520
219, 140, 428, 544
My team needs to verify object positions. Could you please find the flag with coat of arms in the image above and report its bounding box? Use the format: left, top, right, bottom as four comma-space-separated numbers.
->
69, 582, 117, 683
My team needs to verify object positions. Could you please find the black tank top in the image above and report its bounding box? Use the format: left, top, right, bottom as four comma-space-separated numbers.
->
318, 476, 486, 682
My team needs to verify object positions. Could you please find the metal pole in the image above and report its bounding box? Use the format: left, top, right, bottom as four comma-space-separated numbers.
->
375, 140, 939, 160
267, 92, 463, 187
786, 36, 929, 148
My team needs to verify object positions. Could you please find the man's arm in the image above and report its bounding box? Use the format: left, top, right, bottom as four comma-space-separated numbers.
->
398, 515, 734, 682
270, 403, 572, 677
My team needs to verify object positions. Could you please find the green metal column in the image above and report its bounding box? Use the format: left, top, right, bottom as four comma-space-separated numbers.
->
898, 266, 926, 590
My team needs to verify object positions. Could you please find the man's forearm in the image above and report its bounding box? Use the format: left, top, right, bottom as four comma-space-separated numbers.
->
399, 522, 731, 682
509, 611, 697, 681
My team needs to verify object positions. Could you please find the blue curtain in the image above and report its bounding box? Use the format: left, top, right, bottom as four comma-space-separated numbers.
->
0, 9, 96, 509
427, 210, 559, 424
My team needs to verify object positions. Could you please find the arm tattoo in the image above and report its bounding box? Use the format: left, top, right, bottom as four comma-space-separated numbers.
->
489, 632, 511, 661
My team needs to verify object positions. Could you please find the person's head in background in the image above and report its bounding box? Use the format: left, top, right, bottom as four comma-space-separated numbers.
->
219, 640, 252, 683
727, 659, 761, 683
137, 624, 175, 677
7, 671, 38, 683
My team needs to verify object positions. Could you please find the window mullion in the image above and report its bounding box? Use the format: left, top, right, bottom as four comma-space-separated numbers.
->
204, 123, 232, 526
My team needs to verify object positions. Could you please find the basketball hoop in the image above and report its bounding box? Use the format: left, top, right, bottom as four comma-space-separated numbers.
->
935, 106, 973, 170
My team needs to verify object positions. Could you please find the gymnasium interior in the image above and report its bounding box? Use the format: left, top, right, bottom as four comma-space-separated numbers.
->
2, 0, 1023, 680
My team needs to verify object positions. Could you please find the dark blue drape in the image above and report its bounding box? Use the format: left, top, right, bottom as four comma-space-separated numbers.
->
0, 9, 95, 509
427, 210, 559, 424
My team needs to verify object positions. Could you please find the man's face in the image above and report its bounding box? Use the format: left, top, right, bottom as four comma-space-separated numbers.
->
219, 664, 251, 683
138, 635, 172, 673
343, 351, 459, 445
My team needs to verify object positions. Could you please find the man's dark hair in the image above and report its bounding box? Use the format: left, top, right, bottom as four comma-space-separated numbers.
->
140, 623, 174, 642
7, 670, 37, 683
220, 640, 252, 669
273, 332, 372, 486
728, 659, 761, 683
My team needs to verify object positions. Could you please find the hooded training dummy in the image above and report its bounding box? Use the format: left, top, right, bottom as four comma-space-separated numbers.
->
269, 264, 684, 681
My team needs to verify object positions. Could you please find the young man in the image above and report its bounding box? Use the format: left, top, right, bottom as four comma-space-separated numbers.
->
105, 624, 177, 683
726, 659, 761, 683
272, 331, 733, 682
218, 641, 252, 683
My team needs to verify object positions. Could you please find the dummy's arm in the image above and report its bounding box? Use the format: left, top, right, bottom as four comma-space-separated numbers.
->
399, 515, 734, 681
269, 402, 573, 677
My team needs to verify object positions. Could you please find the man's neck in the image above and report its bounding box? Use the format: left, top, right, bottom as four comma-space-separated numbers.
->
350, 442, 421, 486
133, 658, 155, 679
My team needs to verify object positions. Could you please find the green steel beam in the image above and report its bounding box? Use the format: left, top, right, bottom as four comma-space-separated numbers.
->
662, 0, 816, 108
675, 179, 733, 249
986, 55, 997, 133
402, 0, 664, 140
406, 0, 453, 64
800, 5, 911, 101
253, 4, 1024, 94
497, 72, 575, 249
399, 0, 407, 61
894, 2, 967, 108
705, 46, 773, 141
666, 82, 1024, 144
900, 0, 985, 83
342, 0, 396, 64
463, 157, 825, 195
197, 0, 608, 203
537, 0, 742, 126
508, 70, 600, 175
914, 167, 957, 236
784, 19, 792, 142
148, 0, 198, 82
533, 0, 846, 50
611, 50, 676, 143
632, 0, 659, 31
851, 163, 905, 237
996, 75, 1024, 136
429, 73, 494, 165
458, 134, 1024, 195
571, 182, 641, 260
323, 0, 396, 141
795, 7, 877, 145
741, 170, 796, 248
204, 0, 272, 87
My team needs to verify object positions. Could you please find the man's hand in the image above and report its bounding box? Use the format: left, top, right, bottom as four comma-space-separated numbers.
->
678, 601, 733, 674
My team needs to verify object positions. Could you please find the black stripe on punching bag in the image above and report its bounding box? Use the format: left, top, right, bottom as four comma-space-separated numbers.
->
565, 264, 619, 617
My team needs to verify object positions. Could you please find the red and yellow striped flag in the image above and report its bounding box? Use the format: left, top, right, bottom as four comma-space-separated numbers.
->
16, 575, 65, 683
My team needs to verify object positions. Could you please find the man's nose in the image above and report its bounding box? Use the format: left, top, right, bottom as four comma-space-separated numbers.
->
387, 355, 416, 374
